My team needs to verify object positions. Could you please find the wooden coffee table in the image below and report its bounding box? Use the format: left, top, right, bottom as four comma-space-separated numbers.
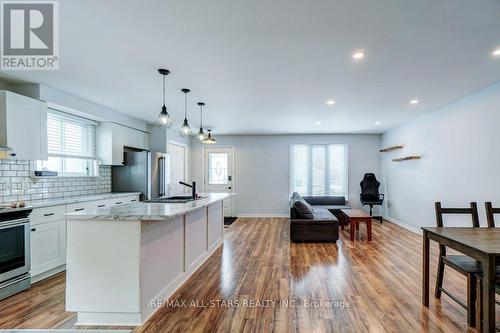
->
341, 209, 372, 241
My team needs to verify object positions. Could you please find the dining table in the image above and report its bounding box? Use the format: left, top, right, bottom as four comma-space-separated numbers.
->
422, 227, 500, 333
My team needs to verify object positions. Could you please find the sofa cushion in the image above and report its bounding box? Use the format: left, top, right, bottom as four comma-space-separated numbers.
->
302, 196, 346, 206
291, 209, 338, 225
292, 192, 314, 219
311, 204, 351, 210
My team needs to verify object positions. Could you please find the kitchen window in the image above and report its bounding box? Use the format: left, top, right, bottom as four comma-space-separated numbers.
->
35, 110, 99, 177
290, 144, 348, 197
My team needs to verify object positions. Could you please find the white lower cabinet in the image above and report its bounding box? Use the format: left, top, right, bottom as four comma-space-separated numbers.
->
30, 194, 140, 281
30, 219, 66, 277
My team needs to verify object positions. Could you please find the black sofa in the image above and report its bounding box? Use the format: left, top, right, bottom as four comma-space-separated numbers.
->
290, 193, 350, 242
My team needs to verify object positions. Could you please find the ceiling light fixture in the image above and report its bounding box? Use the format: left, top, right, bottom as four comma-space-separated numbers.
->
179, 88, 191, 137
375, 121, 381, 125
196, 102, 206, 142
315, 121, 321, 125
155, 69, 173, 128
410, 99, 419, 105
492, 48, 500, 57
202, 129, 216, 144
326, 100, 335, 106
352, 51, 365, 60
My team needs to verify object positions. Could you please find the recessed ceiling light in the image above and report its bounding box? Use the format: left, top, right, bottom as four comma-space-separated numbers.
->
375, 121, 381, 125
326, 100, 335, 106
492, 48, 500, 57
352, 51, 365, 60
315, 121, 321, 125
410, 99, 419, 105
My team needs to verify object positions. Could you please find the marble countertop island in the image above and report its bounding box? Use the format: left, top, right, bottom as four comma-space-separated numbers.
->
65, 192, 234, 326
65, 192, 233, 220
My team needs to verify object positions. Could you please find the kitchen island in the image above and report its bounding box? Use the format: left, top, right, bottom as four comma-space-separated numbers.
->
65, 193, 233, 326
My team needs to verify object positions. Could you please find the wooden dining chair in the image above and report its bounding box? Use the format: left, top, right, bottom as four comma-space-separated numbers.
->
434, 202, 480, 327
475, 202, 500, 330
485, 202, 500, 228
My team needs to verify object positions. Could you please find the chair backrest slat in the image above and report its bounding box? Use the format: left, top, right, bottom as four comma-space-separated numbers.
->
434, 202, 480, 228
485, 202, 499, 228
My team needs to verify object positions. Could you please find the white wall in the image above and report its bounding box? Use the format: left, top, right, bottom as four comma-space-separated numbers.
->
191, 134, 380, 216
380, 82, 500, 231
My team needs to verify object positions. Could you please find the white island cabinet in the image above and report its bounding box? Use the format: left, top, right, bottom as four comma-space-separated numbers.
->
65, 193, 232, 326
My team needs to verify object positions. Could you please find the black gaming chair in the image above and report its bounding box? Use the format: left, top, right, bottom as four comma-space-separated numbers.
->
360, 173, 384, 223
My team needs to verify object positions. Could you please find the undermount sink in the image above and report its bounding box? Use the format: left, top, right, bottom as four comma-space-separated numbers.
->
147, 195, 205, 203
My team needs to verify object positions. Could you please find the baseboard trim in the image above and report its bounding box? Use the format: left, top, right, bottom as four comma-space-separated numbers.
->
31, 264, 66, 284
383, 216, 422, 235
236, 213, 289, 218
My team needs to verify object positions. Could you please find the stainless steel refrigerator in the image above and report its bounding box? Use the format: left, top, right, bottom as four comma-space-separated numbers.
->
112, 150, 170, 201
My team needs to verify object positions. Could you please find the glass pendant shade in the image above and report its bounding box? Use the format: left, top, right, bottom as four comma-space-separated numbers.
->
202, 130, 216, 144
156, 105, 172, 128
179, 88, 191, 137
196, 102, 206, 142
196, 128, 206, 142
155, 69, 173, 128
180, 118, 191, 137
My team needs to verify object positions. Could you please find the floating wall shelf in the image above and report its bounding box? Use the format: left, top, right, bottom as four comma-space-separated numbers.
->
380, 145, 404, 152
392, 155, 421, 162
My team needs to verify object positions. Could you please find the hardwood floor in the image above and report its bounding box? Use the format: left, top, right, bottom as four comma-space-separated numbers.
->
0, 217, 498, 332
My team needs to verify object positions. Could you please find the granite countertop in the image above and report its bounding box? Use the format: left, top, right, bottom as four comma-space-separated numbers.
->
65, 193, 234, 221
29, 192, 142, 208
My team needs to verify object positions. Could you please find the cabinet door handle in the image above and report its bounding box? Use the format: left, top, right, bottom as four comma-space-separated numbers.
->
115, 202, 123, 205
98, 205, 106, 208
131, 199, 137, 202
31, 228, 36, 232
74, 208, 85, 211
43, 213, 55, 217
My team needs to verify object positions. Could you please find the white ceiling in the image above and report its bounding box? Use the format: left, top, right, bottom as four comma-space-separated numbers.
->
1, 0, 499, 134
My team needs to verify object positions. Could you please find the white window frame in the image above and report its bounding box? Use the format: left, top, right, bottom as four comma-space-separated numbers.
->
34, 109, 100, 178
289, 143, 349, 197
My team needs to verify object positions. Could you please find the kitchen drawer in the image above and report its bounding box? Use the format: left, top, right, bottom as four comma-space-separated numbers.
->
31, 205, 66, 225
66, 201, 95, 214
107, 195, 139, 206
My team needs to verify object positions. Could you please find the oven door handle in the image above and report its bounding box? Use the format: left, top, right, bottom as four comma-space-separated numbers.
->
0, 218, 30, 229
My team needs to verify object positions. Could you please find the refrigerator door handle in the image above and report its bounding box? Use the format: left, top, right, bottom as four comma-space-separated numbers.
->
158, 157, 163, 197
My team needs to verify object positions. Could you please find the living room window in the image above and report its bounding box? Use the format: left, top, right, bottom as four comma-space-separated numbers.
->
35, 110, 99, 177
290, 144, 348, 197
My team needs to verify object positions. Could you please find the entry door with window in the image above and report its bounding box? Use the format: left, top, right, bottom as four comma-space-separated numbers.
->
204, 147, 233, 217
169, 142, 187, 195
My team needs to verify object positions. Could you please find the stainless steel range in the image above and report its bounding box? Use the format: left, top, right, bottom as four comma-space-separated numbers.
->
0, 206, 32, 300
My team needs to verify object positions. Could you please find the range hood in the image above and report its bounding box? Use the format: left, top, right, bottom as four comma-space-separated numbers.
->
0, 145, 13, 159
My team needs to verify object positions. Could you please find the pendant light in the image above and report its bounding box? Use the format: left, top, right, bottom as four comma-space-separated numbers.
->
196, 102, 206, 142
179, 88, 191, 137
155, 68, 173, 128
202, 129, 216, 144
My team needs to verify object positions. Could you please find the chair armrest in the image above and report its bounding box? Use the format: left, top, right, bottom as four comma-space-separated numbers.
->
379, 194, 385, 200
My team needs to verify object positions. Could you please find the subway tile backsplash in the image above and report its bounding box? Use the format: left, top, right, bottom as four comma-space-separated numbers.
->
0, 159, 111, 205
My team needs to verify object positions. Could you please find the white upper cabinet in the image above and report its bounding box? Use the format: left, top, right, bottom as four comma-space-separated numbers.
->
0, 90, 48, 161
97, 123, 149, 165
122, 126, 149, 150
97, 122, 124, 165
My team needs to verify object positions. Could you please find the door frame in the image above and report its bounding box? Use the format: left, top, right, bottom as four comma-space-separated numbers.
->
168, 140, 189, 193
202, 146, 235, 217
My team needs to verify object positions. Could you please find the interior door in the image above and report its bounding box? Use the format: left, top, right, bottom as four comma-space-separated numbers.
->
169, 142, 187, 195
204, 147, 233, 217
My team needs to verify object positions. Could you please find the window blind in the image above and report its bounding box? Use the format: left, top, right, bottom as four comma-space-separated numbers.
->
290, 144, 348, 196
47, 111, 97, 159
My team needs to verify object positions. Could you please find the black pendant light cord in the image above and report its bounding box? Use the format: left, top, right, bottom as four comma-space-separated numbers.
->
199, 104, 203, 128
184, 93, 187, 118
163, 75, 166, 107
